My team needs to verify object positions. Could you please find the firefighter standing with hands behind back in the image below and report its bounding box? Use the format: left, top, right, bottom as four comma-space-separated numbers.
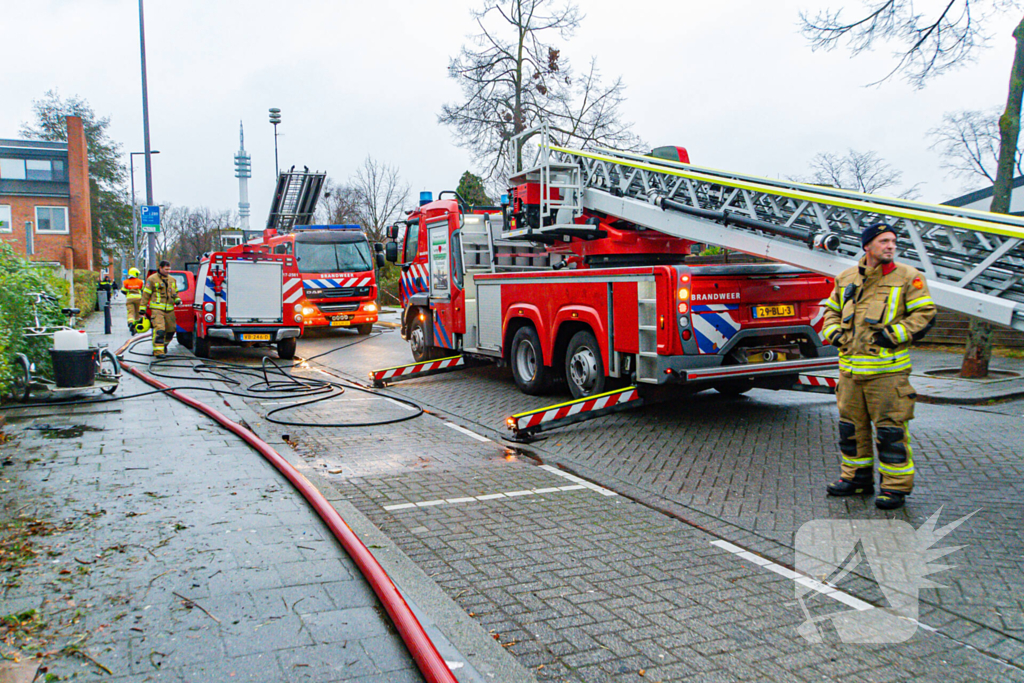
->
821, 223, 937, 510
122, 267, 145, 333
138, 260, 181, 357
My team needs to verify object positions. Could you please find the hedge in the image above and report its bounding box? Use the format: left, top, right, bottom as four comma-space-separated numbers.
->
0, 244, 67, 400
74, 269, 99, 317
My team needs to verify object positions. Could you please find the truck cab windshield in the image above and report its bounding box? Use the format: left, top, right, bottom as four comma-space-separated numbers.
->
295, 240, 372, 273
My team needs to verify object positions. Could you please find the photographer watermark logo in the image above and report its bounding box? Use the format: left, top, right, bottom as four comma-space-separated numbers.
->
794, 509, 977, 644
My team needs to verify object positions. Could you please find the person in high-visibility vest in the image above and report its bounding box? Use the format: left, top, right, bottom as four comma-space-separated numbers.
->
821, 223, 937, 510
138, 260, 181, 357
123, 267, 145, 333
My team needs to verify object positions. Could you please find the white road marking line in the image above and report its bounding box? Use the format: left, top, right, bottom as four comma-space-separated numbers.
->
475, 493, 506, 501
385, 397, 419, 412
445, 497, 477, 504
415, 499, 446, 507
443, 422, 491, 442
383, 502, 417, 511
539, 464, 618, 496
710, 539, 873, 611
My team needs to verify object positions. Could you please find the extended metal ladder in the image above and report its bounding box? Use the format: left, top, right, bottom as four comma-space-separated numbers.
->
508, 126, 1024, 331
265, 169, 326, 233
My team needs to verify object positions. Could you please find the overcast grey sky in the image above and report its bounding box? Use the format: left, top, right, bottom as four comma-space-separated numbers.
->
2, 0, 1019, 225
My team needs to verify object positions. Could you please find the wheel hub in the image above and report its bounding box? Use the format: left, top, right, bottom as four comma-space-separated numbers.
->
411, 326, 425, 356
516, 340, 538, 380
569, 347, 599, 393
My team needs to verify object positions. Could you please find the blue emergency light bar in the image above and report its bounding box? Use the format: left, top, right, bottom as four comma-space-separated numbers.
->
293, 224, 363, 231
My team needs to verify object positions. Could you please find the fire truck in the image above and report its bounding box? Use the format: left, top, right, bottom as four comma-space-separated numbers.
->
186, 245, 304, 359
247, 225, 385, 334
376, 124, 1024, 438
383, 156, 836, 402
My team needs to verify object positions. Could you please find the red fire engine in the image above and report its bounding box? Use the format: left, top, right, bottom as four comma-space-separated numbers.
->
383, 189, 835, 400
186, 245, 304, 359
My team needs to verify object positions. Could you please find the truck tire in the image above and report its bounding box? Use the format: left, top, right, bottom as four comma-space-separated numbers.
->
177, 331, 193, 350
409, 315, 438, 362
277, 337, 297, 360
565, 330, 606, 399
356, 323, 374, 336
192, 330, 211, 359
511, 326, 552, 395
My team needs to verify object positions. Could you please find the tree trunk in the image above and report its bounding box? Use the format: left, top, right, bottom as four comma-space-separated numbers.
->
960, 13, 1024, 379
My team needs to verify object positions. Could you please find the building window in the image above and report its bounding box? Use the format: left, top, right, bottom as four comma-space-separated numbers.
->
0, 158, 26, 180
221, 234, 243, 247
35, 206, 68, 234
0, 205, 11, 233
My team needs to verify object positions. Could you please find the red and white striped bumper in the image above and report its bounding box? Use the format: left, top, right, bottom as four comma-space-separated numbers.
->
370, 355, 465, 387
506, 386, 643, 440
789, 373, 839, 394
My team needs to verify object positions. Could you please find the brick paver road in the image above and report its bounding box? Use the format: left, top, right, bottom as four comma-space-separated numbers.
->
215, 327, 1024, 681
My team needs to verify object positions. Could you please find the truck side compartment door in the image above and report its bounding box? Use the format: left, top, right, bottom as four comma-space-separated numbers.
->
425, 218, 457, 351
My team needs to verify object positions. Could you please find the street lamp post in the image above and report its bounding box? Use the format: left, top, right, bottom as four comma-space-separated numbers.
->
129, 150, 160, 269
138, 0, 157, 270
269, 108, 281, 178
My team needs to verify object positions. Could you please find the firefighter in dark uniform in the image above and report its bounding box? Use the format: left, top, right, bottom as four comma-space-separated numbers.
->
821, 223, 937, 510
139, 260, 181, 357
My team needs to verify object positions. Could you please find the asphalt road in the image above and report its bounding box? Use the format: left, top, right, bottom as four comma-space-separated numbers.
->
234, 323, 1024, 682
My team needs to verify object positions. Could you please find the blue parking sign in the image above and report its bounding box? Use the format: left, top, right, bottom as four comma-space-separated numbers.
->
140, 205, 161, 233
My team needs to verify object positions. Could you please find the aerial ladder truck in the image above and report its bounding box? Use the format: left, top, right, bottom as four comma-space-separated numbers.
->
375, 124, 1024, 440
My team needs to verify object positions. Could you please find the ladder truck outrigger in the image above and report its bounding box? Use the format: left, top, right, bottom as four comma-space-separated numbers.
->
375, 123, 1024, 440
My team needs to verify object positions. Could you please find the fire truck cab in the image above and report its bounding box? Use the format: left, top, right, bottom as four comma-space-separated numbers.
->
255, 225, 384, 334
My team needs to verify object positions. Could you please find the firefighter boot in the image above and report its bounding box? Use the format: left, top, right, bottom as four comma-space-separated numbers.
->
827, 469, 874, 496
875, 489, 906, 510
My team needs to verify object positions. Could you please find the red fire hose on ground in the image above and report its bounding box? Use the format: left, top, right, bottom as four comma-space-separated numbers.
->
116, 337, 457, 683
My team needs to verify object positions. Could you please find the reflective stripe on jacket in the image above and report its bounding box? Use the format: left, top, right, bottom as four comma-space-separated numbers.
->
821, 256, 937, 376
139, 273, 180, 312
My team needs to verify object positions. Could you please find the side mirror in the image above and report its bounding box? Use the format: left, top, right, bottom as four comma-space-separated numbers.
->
376, 252, 386, 268
374, 242, 384, 253
385, 242, 398, 263
386, 225, 399, 240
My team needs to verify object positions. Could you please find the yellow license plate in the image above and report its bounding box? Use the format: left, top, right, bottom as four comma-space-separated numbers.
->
330, 320, 351, 327
754, 304, 794, 318
241, 333, 271, 341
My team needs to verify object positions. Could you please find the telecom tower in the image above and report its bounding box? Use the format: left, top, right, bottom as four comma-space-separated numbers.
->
234, 121, 252, 231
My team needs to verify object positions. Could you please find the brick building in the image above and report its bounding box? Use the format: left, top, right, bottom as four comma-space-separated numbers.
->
0, 116, 93, 270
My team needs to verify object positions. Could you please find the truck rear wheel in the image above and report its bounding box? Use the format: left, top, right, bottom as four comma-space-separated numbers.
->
192, 330, 211, 359
565, 330, 606, 399
409, 315, 438, 362
277, 337, 297, 360
511, 326, 552, 395
177, 331, 193, 350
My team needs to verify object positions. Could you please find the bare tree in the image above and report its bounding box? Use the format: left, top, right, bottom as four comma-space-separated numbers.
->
158, 206, 233, 266
798, 149, 921, 197
316, 178, 363, 225
930, 108, 1024, 185
800, 1, 1024, 378
440, 0, 642, 182
351, 156, 410, 244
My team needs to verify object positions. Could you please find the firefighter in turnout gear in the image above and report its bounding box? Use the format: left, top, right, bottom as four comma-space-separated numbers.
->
821, 223, 937, 510
139, 260, 181, 357
123, 267, 145, 333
